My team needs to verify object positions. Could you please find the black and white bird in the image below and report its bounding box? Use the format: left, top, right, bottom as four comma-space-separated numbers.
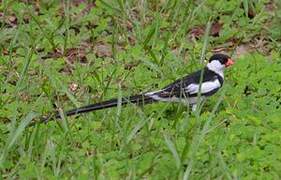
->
42, 53, 234, 123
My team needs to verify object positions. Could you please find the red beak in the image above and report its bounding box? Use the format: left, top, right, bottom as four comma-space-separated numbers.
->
225, 58, 234, 67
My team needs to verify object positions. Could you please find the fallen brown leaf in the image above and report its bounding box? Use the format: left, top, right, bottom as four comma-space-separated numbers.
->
94, 42, 113, 58
42, 41, 92, 64
42, 48, 63, 59
234, 44, 254, 57
124, 61, 140, 70
65, 48, 88, 64
188, 26, 204, 40
265, 0, 277, 14
211, 21, 223, 37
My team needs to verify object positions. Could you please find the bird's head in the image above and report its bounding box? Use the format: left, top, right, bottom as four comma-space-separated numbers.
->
207, 53, 234, 75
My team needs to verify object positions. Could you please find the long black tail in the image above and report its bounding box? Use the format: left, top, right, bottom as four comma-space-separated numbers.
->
60, 94, 156, 118
32, 94, 157, 125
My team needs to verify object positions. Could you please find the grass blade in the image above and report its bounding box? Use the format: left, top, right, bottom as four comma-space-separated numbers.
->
0, 112, 37, 167
164, 134, 181, 169
15, 48, 34, 93
126, 117, 150, 144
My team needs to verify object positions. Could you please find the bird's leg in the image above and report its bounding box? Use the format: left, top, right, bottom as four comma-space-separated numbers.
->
191, 97, 206, 112
191, 104, 197, 112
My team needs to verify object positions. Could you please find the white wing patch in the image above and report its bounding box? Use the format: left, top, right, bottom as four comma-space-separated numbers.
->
145, 78, 221, 106
185, 79, 221, 95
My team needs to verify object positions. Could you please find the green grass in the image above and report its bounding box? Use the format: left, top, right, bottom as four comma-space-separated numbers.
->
1, 0, 281, 179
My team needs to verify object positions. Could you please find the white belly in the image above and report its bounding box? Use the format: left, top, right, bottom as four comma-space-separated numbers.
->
147, 94, 198, 106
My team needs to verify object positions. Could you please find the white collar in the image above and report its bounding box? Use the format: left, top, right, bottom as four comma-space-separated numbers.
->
206, 60, 224, 78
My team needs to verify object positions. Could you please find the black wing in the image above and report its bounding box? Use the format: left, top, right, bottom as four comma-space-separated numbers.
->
156, 68, 223, 98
